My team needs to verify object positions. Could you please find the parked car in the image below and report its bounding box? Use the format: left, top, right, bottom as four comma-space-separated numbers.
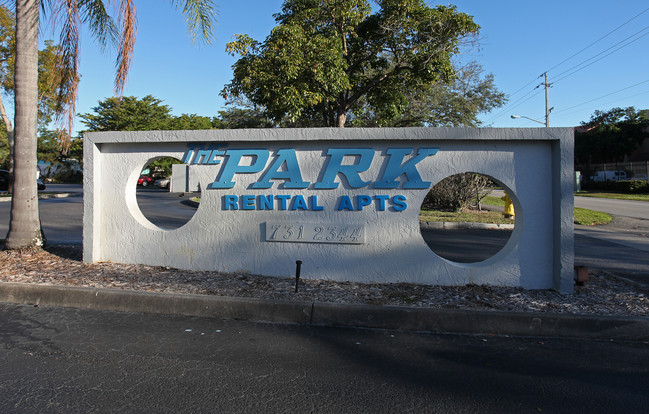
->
138, 176, 154, 187
154, 177, 170, 188
589, 170, 627, 182
0, 169, 8, 191
0, 169, 46, 191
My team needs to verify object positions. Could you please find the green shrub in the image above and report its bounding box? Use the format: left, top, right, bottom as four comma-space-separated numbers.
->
423, 173, 494, 211
582, 180, 648, 193
52, 169, 83, 184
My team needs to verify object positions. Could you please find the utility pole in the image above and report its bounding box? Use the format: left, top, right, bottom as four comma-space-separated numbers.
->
542, 72, 551, 127
511, 72, 553, 127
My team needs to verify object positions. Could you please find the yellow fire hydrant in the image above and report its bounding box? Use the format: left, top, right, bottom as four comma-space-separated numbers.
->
501, 194, 515, 219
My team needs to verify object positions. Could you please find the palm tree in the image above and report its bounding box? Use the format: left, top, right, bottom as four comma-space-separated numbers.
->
5, 0, 216, 249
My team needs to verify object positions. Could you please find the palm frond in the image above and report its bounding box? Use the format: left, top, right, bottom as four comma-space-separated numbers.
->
77, 0, 119, 52
170, 0, 217, 45
51, 0, 81, 153
114, 0, 136, 94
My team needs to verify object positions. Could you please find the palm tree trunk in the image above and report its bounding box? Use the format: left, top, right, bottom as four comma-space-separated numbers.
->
6, 0, 42, 249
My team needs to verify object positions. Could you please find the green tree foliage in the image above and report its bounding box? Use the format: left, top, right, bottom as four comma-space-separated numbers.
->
79, 95, 215, 178
79, 95, 215, 132
222, 0, 483, 127
0, 5, 77, 169
37, 130, 61, 167
170, 113, 214, 130
0, 127, 7, 169
575, 107, 649, 164
79, 95, 175, 131
349, 62, 506, 127
216, 106, 274, 129
147, 157, 182, 179
6, 0, 216, 250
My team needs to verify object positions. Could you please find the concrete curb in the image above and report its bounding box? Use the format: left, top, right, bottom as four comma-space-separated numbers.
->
0, 192, 82, 202
1, 282, 647, 341
420, 221, 515, 230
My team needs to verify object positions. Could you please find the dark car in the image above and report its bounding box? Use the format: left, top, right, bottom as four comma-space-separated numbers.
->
138, 176, 154, 187
0, 169, 8, 191
0, 169, 46, 191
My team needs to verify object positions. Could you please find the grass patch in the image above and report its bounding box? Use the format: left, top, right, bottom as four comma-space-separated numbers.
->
574, 207, 613, 226
420, 209, 513, 224
576, 192, 649, 202
422, 206, 612, 226
481, 195, 505, 206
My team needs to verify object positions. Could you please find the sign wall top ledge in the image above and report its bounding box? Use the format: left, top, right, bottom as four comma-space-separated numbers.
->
85, 127, 573, 144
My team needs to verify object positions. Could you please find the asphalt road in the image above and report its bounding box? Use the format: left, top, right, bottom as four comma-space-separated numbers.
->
575, 196, 649, 220
1, 302, 648, 413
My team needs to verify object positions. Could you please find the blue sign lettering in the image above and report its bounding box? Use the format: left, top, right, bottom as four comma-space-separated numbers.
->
375, 148, 439, 189
182, 144, 437, 190
252, 148, 310, 189
181, 144, 437, 213
210, 149, 269, 189
314, 148, 375, 189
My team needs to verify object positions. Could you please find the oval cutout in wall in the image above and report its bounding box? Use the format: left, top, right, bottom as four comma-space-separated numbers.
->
135, 157, 199, 230
419, 173, 517, 263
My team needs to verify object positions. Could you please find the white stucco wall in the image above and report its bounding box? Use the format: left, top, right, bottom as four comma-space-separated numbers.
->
83, 127, 574, 292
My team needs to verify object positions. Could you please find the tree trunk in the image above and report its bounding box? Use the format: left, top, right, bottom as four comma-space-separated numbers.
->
6, 0, 42, 249
336, 111, 346, 128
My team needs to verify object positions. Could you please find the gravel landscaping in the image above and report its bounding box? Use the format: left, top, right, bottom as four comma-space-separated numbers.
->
1, 244, 647, 317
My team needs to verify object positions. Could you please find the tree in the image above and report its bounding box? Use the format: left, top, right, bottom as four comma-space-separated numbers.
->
6, 1, 216, 250
0, 5, 75, 178
216, 105, 274, 129
575, 107, 649, 164
223, 0, 480, 127
80, 95, 215, 178
170, 113, 214, 130
79, 95, 215, 132
423, 173, 493, 212
79, 95, 175, 131
348, 62, 506, 127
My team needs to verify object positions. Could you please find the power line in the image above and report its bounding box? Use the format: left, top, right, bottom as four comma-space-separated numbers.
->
552, 79, 649, 115
482, 87, 541, 124
552, 25, 649, 83
484, 7, 649, 125
554, 89, 649, 119
507, 74, 543, 99
544, 6, 649, 74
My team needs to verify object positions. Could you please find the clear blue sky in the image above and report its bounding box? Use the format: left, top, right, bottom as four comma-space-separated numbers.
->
69, 0, 649, 133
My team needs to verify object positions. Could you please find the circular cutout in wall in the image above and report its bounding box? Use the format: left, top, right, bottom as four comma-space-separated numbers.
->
419, 173, 517, 263
135, 157, 199, 230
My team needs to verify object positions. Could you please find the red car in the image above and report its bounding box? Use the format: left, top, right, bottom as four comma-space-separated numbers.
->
138, 176, 154, 187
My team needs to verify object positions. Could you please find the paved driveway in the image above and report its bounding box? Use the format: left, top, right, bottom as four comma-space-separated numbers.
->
575, 196, 649, 220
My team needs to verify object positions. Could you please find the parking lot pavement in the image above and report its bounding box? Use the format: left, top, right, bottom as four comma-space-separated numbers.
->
1, 302, 648, 413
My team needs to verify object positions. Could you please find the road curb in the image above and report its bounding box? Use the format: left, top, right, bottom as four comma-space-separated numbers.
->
1, 281, 647, 341
420, 221, 515, 230
0, 192, 82, 202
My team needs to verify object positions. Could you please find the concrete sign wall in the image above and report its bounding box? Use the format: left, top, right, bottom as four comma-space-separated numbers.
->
83, 128, 574, 293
